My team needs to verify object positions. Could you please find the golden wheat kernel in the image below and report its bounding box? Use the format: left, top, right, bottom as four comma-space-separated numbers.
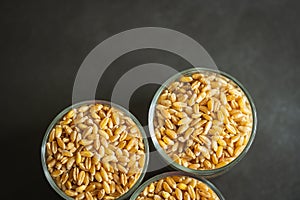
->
65, 190, 78, 197
217, 139, 227, 147
180, 76, 193, 82
161, 191, 171, 199
148, 183, 155, 193
163, 181, 173, 193
177, 183, 188, 190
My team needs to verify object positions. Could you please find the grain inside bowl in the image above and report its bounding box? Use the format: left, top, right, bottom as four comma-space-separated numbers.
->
44, 102, 147, 200
153, 70, 254, 170
136, 175, 220, 200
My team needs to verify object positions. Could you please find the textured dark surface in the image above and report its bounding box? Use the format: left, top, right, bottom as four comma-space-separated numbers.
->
1, 0, 300, 199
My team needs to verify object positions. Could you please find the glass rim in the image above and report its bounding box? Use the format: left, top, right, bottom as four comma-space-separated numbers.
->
148, 67, 257, 176
41, 100, 150, 200
129, 171, 225, 200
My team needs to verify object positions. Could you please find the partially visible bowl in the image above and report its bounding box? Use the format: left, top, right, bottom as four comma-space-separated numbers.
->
130, 171, 224, 200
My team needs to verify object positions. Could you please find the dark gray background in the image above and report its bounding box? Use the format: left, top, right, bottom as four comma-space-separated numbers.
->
1, 0, 299, 199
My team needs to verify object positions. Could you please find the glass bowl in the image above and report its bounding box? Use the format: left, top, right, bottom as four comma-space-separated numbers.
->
148, 67, 257, 177
41, 100, 149, 200
129, 171, 224, 200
